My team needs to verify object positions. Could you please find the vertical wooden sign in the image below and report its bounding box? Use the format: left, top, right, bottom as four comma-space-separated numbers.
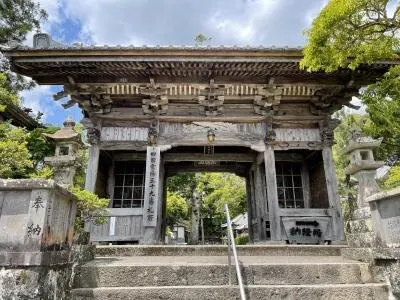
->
143, 146, 160, 227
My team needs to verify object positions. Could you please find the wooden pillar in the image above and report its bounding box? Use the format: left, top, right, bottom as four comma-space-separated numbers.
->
255, 164, 266, 241
142, 146, 162, 244
84, 144, 100, 192
245, 176, 254, 243
264, 146, 281, 241
320, 119, 345, 241
249, 170, 259, 241
322, 147, 345, 241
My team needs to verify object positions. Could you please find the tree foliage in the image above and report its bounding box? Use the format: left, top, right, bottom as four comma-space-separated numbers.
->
26, 127, 58, 168
166, 191, 188, 228
70, 186, 110, 233
166, 172, 247, 240
0, 0, 48, 92
301, 0, 400, 72
0, 73, 19, 111
361, 67, 400, 161
0, 0, 47, 45
194, 33, 212, 46
303, 0, 400, 188
0, 122, 32, 178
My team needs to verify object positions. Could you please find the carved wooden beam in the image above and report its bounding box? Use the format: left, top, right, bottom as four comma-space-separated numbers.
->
253, 84, 283, 116
310, 84, 360, 115
54, 82, 114, 115
198, 79, 226, 116
140, 78, 169, 115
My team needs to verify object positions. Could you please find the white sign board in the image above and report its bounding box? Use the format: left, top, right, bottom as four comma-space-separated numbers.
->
101, 127, 148, 142
143, 146, 160, 227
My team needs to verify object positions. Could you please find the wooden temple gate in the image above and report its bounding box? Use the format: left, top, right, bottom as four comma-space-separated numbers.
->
4, 33, 392, 244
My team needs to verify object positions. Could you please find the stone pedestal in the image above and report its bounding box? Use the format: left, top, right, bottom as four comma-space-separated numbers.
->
367, 187, 400, 248
0, 179, 93, 299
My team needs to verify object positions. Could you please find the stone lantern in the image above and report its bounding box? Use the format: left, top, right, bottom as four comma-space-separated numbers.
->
343, 134, 385, 211
43, 118, 83, 186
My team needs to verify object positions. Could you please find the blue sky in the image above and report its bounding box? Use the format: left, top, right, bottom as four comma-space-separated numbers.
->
21, 0, 330, 126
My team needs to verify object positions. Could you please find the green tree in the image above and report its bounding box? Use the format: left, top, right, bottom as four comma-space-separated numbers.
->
194, 33, 212, 46
301, 0, 399, 72
0, 0, 47, 45
0, 122, 32, 178
26, 127, 58, 169
0, 0, 47, 91
166, 172, 247, 243
0, 73, 19, 111
333, 112, 369, 193
166, 191, 189, 228
302, 0, 400, 187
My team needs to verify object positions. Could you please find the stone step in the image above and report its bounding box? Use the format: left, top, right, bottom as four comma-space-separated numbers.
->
74, 256, 375, 288
71, 283, 389, 300
95, 245, 345, 257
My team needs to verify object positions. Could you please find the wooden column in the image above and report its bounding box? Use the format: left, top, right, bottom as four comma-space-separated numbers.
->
84, 144, 100, 192
322, 147, 345, 241
264, 146, 281, 241
245, 176, 254, 243
255, 164, 266, 241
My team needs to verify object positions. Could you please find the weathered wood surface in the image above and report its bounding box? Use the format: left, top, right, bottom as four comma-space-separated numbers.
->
275, 128, 320, 142
89, 214, 143, 242
113, 153, 146, 161
158, 121, 265, 149
101, 127, 148, 142
254, 164, 267, 241
85, 144, 100, 192
163, 153, 255, 162
264, 147, 281, 241
322, 147, 345, 241
280, 208, 332, 217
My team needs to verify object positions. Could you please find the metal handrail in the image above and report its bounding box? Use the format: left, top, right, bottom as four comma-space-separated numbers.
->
224, 203, 247, 300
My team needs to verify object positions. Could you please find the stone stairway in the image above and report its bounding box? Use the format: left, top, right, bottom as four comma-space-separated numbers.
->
71, 245, 389, 300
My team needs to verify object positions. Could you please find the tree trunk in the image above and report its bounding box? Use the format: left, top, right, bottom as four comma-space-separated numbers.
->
190, 191, 200, 244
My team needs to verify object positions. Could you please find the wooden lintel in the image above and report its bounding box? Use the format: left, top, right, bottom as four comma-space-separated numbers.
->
280, 208, 332, 217
163, 152, 256, 162
113, 153, 146, 161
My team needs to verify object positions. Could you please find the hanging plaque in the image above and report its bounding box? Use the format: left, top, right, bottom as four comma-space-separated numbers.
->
143, 146, 160, 227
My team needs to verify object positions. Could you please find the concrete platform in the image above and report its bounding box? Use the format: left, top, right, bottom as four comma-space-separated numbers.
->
71, 283, 389, 300
95, 245, 345, 257
74, 255, 375, 288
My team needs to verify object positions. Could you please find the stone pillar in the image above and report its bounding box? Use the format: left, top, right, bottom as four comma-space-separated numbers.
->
264, 145, 281, 241
84, 127, 100, 193
343, 135, 384, 210
142, 146, 161, 244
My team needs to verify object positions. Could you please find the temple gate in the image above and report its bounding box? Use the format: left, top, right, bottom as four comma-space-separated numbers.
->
4, 33, 392, 244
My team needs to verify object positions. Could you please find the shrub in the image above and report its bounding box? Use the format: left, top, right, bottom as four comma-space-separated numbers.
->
69, 187, 110, 233
234, 234, 249, 245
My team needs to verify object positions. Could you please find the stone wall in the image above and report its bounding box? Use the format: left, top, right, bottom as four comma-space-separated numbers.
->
0, 245, 94, 300
343, 187, 400, 298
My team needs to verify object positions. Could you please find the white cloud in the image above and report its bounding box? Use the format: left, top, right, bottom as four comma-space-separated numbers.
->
57, 0, 327, 46
19, 85, 59, 122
